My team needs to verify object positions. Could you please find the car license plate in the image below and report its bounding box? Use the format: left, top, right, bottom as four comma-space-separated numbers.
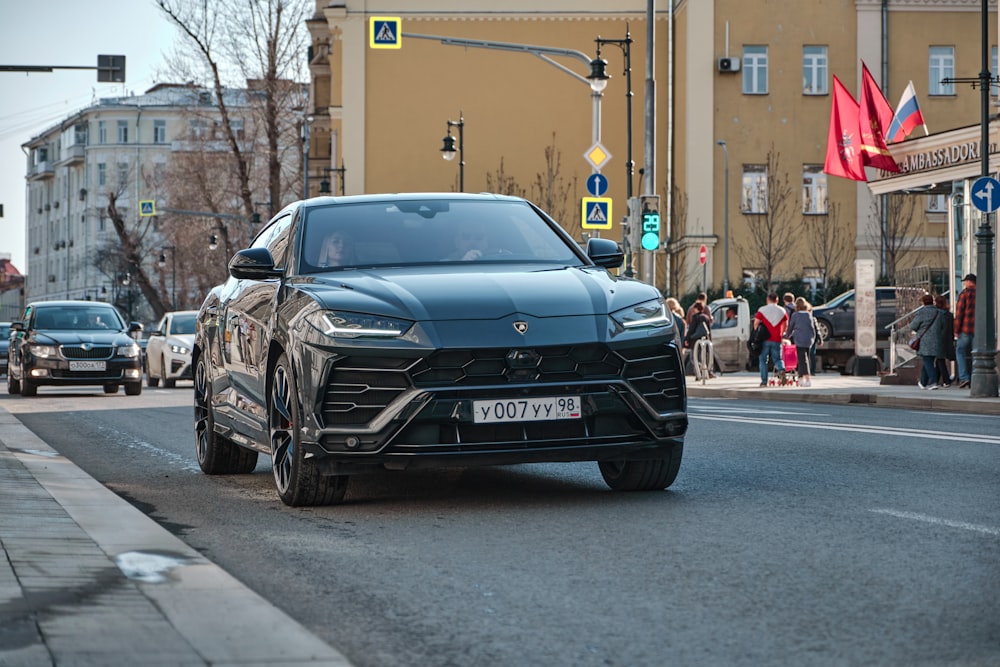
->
473, 396, 581, 424
69, 361, 106, 371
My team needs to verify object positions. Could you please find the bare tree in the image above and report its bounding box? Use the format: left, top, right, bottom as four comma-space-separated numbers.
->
866, 193, 919, 282
106, 192, 168, 320
485, 158, 528, 198
530, 133, 578, 233
804, 201, 851, 295
665, 184, 700, 297
735, 146, 798, 292
156, 0, 309, 221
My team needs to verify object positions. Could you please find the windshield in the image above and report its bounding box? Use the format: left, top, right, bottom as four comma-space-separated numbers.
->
170, 313, 197, 335
298, 199, 582, 273
33, 306, 125, 331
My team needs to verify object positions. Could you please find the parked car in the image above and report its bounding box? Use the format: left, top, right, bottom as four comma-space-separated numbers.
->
0, 322, 11, 376
811, 287, 924, 342
194, 193, 688, 506
145, 310, 197, 388
7, 300, 144, 397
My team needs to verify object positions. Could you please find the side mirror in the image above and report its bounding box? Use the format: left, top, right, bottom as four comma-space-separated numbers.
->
11, 322, 24, 332
586, 237, 624, 270
229, 248, 284, 280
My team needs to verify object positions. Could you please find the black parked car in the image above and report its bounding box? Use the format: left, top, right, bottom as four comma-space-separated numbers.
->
0, 322, 11, 376
7, 300, 144, 396
811, 287, 924, 341
194, 193, 688, 506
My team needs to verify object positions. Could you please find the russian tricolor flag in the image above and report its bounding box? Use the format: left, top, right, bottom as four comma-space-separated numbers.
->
886, 81, 927, 143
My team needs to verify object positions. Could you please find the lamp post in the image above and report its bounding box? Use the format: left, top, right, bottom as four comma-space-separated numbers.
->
589, 30, 637, 278
158, 245, 176, 311
319, 162, 347, 196
440, 112, 465, 192
716, 139, 730, 295
208, 227, 223, 251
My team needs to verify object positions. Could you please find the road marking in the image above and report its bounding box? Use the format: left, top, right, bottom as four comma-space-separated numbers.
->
689, 413, 1000, 445
689, 405, 830, 417
869, 509, 1000, 537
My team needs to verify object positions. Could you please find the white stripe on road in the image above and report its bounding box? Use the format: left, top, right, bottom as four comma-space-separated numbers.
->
869, 509, 1000, 537
689, 414, 1000, 445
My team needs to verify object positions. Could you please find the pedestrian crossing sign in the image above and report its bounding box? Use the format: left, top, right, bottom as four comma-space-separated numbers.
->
139, 200, 156, 217
370, 17, 401, 49
581, 197, 612, 230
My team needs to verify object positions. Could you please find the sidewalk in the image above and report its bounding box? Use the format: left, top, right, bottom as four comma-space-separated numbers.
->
0, 408, 351, 666
686, 370, 1000, 415
1, 377, 997, 666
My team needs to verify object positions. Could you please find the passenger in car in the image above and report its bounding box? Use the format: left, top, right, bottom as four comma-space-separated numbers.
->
317, 230, 355, 267
448, 222, 490, 261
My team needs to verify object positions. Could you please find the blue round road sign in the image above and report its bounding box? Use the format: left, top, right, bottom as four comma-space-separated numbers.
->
586, 173, 609, 197
971, 176, 1000, 213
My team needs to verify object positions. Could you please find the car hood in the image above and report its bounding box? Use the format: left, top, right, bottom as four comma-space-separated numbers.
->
30, 331, 137, 346
296, 265, 653, 321
166, 334, 195, 348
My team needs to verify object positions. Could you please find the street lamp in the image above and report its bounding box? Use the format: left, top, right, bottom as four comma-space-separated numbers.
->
590, 30, 637, 277
716, 139, 730, 295
208, 228, 223, 251
440, 112, 464, 192
158, 245, 176, 310
319, 162, 347, 196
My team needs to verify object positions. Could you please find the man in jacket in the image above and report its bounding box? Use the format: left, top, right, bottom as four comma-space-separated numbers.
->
753, 293, 788, 387
953, 273, 976, 388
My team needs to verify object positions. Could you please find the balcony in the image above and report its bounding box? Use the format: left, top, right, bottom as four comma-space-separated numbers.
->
29, 161, 54, 180
56, 144, 86, 166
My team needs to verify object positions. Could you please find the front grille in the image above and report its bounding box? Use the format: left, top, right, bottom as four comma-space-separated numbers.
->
320, 342, 683, 427
61, 345, 113, 360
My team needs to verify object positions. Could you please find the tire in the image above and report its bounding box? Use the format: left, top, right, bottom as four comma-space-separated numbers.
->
7, 376, 20, 394
269, 353, 348, 506
20, 378, 37, 397
163, 377, 176, 389
103, 383, 119, 394
194, 354, 257, 475
815, 319, 832, 343
599, 442, 684, 492
147, 371, 159, 388
125, 382, 142, 396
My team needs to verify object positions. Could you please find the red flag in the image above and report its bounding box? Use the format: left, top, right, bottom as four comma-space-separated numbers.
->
824, 76, 867, 182
858, 62, 900, 172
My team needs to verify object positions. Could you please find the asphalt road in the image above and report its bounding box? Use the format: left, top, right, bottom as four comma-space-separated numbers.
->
4, 386, 999, 667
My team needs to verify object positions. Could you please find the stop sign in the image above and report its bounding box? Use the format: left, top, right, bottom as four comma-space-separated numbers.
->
698, 245, 707, 265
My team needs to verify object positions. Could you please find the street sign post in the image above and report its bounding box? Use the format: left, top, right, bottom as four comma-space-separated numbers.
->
971, 176, 1000, 213
581, 197, 612, 229
370, 17, 402, 49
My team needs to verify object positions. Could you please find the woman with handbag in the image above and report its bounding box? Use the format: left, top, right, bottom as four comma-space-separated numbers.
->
908, 293, 947, 390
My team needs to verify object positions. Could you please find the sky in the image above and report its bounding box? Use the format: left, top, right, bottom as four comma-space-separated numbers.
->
0, 0, 178, 273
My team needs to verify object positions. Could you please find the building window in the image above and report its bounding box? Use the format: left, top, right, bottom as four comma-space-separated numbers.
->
117, 120, 129, 144
802, 166, 828, 215
97, 163, 106, 186
98, 121, 107, 145
117, 161, 129, 187
927, 194, 946, 213
929, 46, 955, 96
153, 119, 167, 144
741, 164, 768, 213
743, 45, 768, 95
802, 46, 828, 95
189, 119, 207, 139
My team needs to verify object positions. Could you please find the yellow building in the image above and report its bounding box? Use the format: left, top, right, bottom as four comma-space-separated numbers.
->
305, 0, 997, 298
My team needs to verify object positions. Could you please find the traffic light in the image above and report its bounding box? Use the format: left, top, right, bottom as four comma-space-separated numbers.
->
638, 195, 660, 251
97, 55, 126, 83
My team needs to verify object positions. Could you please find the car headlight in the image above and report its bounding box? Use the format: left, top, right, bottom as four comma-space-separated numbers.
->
611, 299, 673, 330
305, 310, 411, 339
30, 344, 58, 358
169, 344, 190, 355
117, 344, 140, 358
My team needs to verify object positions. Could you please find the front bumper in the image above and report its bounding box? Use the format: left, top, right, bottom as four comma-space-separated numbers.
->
22, 358, 142, 386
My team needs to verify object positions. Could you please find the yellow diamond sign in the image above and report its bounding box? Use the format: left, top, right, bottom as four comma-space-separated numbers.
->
584, 143, 612, 171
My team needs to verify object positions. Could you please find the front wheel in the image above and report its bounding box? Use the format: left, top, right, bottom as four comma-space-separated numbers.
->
20, 378, 37, 397
269, 353, 348, 507
194, 354, 257, 474
103, 383, 119, 394
125, 382, 142, 396
7, 375, 20, 394
599, 443, 684, 492
815, 319, 832, 343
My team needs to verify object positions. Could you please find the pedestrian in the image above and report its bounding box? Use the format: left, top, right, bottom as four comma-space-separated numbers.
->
686, 292, 713, 327
782, 292, 796, 319
934, 295, 955, 387
665, 297, 686, 350
909, 293, 947, 390
753, 292, 789, 387
784, 297, 816, 387
807, 299, 823, 376
953, 273, 976, 388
